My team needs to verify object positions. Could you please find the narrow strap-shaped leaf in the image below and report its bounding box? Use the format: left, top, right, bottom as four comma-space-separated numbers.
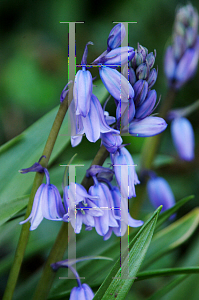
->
147, 275, 187, 300
142, 208, 199, 268
93, 206, 162, 300
155, 195, 194, 229
136, 266, 199, 280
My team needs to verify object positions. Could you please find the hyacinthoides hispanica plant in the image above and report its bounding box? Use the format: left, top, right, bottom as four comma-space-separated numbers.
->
2, 4, 199, 300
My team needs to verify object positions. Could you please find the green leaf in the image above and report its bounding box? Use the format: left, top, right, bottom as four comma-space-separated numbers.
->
142, 208, 199, 268
155, 195, 195, 229
0, 80, 107, 210
0, 195, 28, 227
136, 267, 199, 280
0, 105, 70, 206
93, 206, 162, 300
147, 275, 187, 300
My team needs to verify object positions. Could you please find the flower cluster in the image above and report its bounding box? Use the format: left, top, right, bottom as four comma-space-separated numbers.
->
164, 4, 199, 89
64, 23, 167, 150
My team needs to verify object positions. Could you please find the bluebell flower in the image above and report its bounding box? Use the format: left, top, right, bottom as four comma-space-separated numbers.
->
51, 259, 94, 300
73, 42, 93, 117
69, 283, 94, 300
70, 94, 119, 146
20, 168, 65, 230
118, 44, 166, 136
116, 98, 135, 128
89, 176, 118, 236
171, 117, 195, 161
99, 66, 134, 102
93, 46, 135, 66
147, 175, 175, 213
135, 90, 157, 119
86, 165, 114, 182
60, 81, 73, 103
103, 185, 144, 240
100, 131, 123, 153
164, 4, 199, 89
107, 23, 126, 51
92, 23, 127, 65
63, 182, 103, 234
110, 146, 140, 198
122, 116, 167, 137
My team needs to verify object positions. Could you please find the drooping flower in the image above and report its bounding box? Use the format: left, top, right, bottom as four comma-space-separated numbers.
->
89, 176, 118, 236
19, 167, 65, 230
171, 117, 195, 161
164, 4, 199, 89
69, 283, 94, 300
70, 94, 119, 147
110, 146, 140, 198
100, 131, 123, 153
99, 66, 134, 102
51, 259, 94, 300
73, 42, 93, 117
103, 185, 144, 240
62, 182, 103, 234
147, 175, 175, 213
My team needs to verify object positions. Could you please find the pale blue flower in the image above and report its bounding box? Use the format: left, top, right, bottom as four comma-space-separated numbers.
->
164, 4, 199, 89
110, 146, 140, 198
89, 176, 118, 236
20, 168, 65, 230
99, 66, 134, 102
70, 94, 118, 146
171, 117, 195, 161
147, 176, 175, 213
63, 182, 103, 234
104, 185, 143, 240
70, 284, 94, 300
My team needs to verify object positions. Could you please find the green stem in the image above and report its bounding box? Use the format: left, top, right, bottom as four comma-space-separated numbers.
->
3, 94, 72, 300
32, 222, 68, 300
32, 145, 109, 300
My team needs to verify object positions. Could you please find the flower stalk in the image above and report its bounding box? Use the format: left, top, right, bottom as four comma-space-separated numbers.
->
3, 91, 73, 300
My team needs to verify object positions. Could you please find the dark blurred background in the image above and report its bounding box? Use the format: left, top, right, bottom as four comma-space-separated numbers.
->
0, 0, 199, 144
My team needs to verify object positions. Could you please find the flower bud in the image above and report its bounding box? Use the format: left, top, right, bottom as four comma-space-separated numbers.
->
137, 44, 148, 61
135, 90, 157, 119
96, 46, 134, 66
147, 176, 175, 213
146, 51, 156, 68
131, 51, 144, 69
73, 69, 93, 117
128, 116, 167, 137
136, 62, 150, 80
99, 66, 134, 102
122, 64, 137, 86
101, 132, 123, 153
133, 79, 148, 106
107, 23, 126, 51
147, 68, 158, 89
171, 117, 194, 161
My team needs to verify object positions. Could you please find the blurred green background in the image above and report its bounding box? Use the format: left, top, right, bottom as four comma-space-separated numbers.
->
0, 0, 199, 144
0, 0, 199, 299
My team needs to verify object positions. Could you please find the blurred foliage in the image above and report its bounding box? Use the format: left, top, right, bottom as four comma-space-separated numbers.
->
0, 0, 199, 299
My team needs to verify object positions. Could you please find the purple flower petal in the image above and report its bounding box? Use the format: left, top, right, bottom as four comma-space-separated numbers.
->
171, 117, 194, 161
128, 116, 167, 137
147, 176, 175, 212
99, 66, 134, 102
73, 70, 93, 117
